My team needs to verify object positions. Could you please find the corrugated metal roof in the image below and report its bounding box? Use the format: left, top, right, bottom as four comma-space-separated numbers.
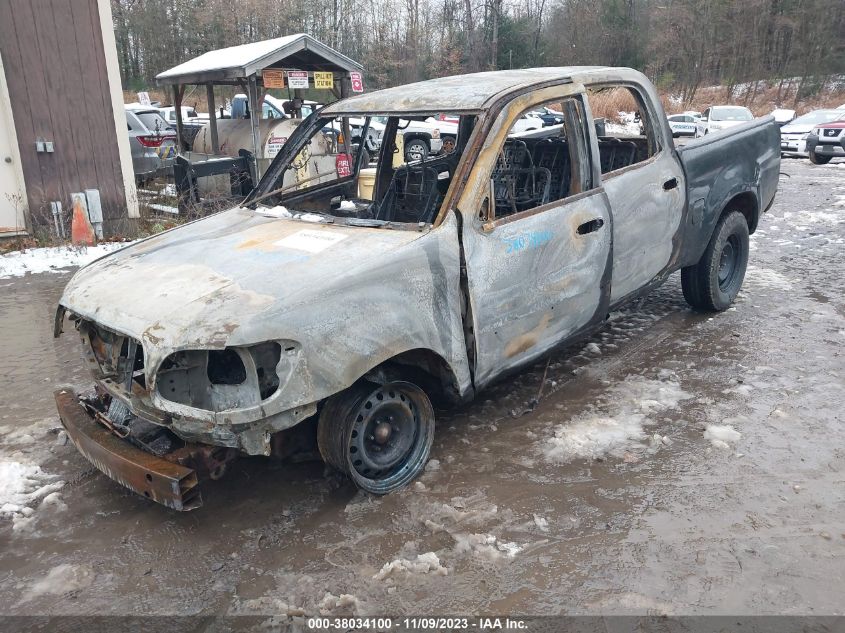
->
156, 34, 363, 85
324, 67, 608, 113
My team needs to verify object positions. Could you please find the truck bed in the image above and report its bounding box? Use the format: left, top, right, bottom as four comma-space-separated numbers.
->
675, 116, 781, 267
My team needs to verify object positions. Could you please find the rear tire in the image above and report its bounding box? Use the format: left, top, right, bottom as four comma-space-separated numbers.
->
317, 381, 435, 494
681, 210, 749, 312
809, 151, 832, 165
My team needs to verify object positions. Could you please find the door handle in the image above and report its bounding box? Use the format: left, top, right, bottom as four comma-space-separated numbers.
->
577, 218, 604, 235
663, 177, 678, 191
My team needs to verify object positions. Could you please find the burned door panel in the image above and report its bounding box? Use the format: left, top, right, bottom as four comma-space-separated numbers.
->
585, 83, 686, 303
462, 190, 612, 387
602, 151, 685, 302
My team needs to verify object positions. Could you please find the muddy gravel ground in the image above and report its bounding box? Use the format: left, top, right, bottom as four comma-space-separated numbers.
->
0, 158, 843, 620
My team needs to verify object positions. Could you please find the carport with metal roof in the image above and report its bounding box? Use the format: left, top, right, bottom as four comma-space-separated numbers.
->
156, 33, 363, 166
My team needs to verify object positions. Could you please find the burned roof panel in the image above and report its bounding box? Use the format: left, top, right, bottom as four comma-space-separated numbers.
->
323, 67, 607, 114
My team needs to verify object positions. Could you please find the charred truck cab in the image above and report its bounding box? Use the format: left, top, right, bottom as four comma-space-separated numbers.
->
54, 67, 780, 509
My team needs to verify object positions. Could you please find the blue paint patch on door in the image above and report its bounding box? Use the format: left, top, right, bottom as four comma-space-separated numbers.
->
501, 229, 554, 254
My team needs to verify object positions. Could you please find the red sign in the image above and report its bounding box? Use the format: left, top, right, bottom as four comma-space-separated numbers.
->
350, 72, 364, 93
336, 153, 352, 178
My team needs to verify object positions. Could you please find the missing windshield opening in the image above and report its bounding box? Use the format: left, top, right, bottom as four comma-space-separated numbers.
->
252, 113, 477, 228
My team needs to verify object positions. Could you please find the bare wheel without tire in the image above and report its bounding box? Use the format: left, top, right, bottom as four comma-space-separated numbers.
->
317, 381, 435, 494
681, 210, 749, 312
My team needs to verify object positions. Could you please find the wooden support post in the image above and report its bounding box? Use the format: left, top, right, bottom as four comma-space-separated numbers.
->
340, 74, 352, 99
206, 83, 219, 154
293, 88, 303, 118
173, 85, 185, 154
247, 75, 262, 178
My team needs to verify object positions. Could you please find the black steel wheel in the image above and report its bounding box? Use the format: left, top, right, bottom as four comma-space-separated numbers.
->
317, 381, 435, 494
681, 210, 749, 311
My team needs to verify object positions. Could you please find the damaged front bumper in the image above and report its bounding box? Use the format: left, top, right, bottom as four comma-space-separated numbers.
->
55, 388, 203, 511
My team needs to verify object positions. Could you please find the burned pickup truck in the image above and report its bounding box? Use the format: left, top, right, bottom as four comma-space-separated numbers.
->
54, 67, 780, 509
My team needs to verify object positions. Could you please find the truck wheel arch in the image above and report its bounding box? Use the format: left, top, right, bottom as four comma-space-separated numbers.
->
363, 348, 464, 407
722, 191, 759, 234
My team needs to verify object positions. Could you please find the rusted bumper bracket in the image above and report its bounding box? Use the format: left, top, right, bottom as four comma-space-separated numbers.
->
54, 389, 202, 511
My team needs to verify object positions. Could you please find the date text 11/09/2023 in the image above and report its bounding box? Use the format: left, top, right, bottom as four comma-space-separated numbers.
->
306, 617, 528, 630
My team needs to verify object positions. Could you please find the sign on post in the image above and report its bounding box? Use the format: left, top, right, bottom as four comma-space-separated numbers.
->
263, 69, 285, 89
137, 91, 151, 106
286, 71, 309, 89
336, 154, 352, 178
314, 72, 334, 89
350, 72, 364, 93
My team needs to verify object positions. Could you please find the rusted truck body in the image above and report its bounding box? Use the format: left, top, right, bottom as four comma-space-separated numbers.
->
54, 67, 780, 509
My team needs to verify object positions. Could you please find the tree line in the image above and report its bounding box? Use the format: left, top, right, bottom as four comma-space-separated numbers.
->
113, 0, 844, 106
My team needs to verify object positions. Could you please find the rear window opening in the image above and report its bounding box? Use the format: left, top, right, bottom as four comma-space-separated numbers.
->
585, 85, 659, 175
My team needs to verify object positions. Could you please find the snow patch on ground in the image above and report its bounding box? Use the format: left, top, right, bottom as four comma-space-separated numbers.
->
744, 265, 794, 291
704, 424, 742, 449
606, 111, 642, 136
318, 592, 361, 615
0, 242, 134, 278
231, 597, 305, 616
373, 552, 447, 580
0, 458, 64, 530
542, 374, 690, 463
21, 564, 94, 602
453, 533, 523, 561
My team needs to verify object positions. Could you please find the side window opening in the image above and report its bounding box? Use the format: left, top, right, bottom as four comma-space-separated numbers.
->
585, 85, 658, 176
491, 97, 588, 220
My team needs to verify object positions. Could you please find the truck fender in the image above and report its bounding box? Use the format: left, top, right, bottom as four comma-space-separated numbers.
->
679, 181, 760, 269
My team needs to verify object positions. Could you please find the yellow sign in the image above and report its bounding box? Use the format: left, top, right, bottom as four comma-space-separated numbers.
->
314, 72, 334, 90
263, 69, 285, 89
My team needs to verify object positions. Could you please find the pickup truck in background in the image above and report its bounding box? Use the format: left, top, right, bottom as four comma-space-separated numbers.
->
55, 67, 779, 509
702, 105, 755, 134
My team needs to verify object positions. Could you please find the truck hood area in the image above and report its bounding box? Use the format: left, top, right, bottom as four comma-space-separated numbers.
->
60, 207, 426, 350
780, 122, 816, 134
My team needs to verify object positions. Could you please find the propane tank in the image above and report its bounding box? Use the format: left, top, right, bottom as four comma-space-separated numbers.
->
193, 118, 304, 160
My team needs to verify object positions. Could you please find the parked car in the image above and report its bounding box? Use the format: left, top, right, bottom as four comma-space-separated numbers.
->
56, 67, 779, 509
532, 106, 565, 127
780, 109, 844, 157
157, 106, 206, 150
510, 111, 544, 134
703, 105, 754, 134
158, 105, 204, 123
806, 114, 845, 164
349, 116, 385, 154
771, 108, 796, 127
125, 106, 177, 182
667, 113, 704, 138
